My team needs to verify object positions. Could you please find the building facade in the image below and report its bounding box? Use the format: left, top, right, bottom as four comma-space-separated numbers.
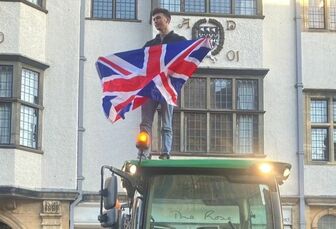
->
0, 0, 335, 228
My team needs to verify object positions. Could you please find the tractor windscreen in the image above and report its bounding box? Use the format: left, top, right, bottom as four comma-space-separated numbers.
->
146, 174, 276, 229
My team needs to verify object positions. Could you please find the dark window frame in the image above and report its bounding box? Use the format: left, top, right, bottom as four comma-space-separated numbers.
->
152, 68, 268, 156
305, 90, 336, 164
155, 0, 263, 17
91, 0, 138, 20
0, 55, 48, 153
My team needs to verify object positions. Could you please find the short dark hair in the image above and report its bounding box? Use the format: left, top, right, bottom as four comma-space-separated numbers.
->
151, 8, 171, 20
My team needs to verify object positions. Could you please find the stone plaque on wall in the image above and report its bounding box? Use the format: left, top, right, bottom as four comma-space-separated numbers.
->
42, 200, 61, 214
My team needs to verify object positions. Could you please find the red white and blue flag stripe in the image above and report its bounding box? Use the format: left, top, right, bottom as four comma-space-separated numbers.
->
96, 38, 211, 123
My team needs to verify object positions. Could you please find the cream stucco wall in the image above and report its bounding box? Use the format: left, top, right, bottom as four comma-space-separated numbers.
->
0, 2, 46, 62
0, 150, 41, 188
19, 4, 47, 62
82, 1, 153, 191
14, 149, 42, 187
263, 0, 298, 195
305, 166, 336, 195
40, 0, 81, 189
302, 32, 336, 89
0, 2, 20, 53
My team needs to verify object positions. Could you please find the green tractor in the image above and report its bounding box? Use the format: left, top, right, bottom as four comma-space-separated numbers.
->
98, 133, 291, 229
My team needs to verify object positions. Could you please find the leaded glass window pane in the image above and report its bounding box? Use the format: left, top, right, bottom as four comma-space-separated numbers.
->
20, 105, 38, 148
0, 65, 13, 97
116, 0, 136, 19
160, 0, 181, 12
237, 79, 258, 110
235, 0, 257, 15
185, 0, 206, 13
318, 215, 336, 229
236, 115, 258, 154
0, 103, 11, 144
0, 62, 43, 149
21, 69, 39, 104
210, 0, 231, 14
184, 78, 206, 109
311, 128, 328, 160
210, 113, 232, 153
308, 0, 325, 29
169, 76, 262, 155
210, 79, 232, 109
185, 113, 206, 152
311, 99, 328, 123
330, 0, 336, 30
93, 0, 113, 18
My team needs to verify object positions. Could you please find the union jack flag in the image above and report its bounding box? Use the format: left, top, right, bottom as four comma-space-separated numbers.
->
96, 38, 211, 123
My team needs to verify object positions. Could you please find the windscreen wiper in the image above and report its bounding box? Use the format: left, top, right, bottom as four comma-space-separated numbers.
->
228, 221, 235, 229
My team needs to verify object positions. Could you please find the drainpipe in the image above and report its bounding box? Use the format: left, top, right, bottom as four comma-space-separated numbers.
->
70, 0, 86, 228
294, 1, 305, 229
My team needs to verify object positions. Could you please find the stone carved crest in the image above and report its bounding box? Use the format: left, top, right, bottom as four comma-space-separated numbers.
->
192, 18, 224, 56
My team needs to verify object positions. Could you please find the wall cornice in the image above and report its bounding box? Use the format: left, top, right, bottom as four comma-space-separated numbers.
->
0, 0, 48, 13
0, 54, 49, 70
0, 186, 78, 200
196, 68, 269, 78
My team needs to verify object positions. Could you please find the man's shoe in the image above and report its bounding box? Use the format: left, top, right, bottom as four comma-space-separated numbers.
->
159, 153, 170, 160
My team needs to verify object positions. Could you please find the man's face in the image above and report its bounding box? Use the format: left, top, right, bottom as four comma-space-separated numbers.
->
152, 13, 170, 32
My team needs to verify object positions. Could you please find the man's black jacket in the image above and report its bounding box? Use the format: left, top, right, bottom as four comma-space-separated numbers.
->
144, 31, 186, 47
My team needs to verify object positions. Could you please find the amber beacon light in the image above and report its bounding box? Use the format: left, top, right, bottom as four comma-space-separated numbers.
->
136, 132, 150, 150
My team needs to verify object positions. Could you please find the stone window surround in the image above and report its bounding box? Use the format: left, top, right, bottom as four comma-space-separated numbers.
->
304, 89, 336, 164
303, 0, 336, 31
0, 54, 49, 154
313, 210, 336, 229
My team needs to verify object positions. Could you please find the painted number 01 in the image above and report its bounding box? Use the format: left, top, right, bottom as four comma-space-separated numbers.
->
226, 50, 239, 62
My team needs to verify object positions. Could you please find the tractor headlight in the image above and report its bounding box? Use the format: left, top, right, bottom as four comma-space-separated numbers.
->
258, 163, 273, 174
283, 167, 291, 180
129, 164, 137, 175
